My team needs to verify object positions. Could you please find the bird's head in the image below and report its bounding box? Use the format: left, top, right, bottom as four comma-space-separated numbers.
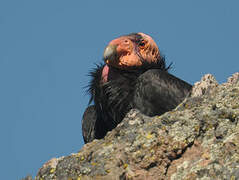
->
103, 32, 161, 70
101, 33, 168, 83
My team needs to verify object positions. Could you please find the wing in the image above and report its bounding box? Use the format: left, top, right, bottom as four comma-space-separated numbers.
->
133, 69, 192, 116
82, 105, 112, 143
82, 105, 98, 143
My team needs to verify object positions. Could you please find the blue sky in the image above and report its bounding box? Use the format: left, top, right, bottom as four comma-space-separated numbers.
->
0, 1, 239, 179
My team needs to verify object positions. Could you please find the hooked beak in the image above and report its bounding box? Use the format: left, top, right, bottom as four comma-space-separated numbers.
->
103, 44, 117, 64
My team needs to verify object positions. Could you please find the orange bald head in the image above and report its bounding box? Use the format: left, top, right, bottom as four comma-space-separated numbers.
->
103, 33, 161, 70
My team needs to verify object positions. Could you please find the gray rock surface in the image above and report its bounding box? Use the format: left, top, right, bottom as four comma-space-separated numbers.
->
24, 73, 239, 180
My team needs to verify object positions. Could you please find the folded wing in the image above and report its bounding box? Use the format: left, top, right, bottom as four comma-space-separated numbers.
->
133, 69, 192, 116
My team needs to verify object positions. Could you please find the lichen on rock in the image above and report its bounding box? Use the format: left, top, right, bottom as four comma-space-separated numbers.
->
23, 73, 239, 180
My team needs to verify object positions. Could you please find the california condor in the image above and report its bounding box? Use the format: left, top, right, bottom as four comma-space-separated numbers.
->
82, 33, 192, 143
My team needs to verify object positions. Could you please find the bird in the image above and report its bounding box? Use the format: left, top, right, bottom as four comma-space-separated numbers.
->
82, 32, 192, 143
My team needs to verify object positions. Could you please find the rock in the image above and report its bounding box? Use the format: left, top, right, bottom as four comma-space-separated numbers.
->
31, 73, 239, 180
191, 74, 218, 97
21, 175, 33, 180
227, 72, 239, 85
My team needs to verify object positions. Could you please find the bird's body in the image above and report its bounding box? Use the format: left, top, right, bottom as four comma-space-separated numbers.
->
82, 33, 192, 143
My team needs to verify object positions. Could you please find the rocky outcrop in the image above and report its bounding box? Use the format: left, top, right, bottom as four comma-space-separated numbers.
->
24, 73, 239, 180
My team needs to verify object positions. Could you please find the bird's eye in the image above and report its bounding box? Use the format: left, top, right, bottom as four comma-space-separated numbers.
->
139, 41, 145, 47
